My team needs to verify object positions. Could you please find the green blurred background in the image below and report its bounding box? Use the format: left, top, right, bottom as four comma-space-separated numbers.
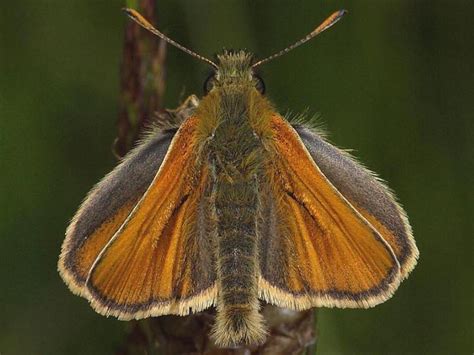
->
1, 0, 472, 354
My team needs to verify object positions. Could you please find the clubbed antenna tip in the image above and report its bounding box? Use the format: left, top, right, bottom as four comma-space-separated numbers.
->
123, 8, 218, 69
252, 9, 347, 68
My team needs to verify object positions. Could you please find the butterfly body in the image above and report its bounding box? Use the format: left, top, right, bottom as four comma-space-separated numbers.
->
193, 51, 275, 344
59, 9, 418, 349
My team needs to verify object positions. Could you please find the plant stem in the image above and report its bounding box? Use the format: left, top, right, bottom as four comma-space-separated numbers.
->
115, 0, 166, 157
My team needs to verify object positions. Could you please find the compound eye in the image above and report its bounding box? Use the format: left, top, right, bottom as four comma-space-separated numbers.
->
254, 74, 265, 94
203, 74, 216, 94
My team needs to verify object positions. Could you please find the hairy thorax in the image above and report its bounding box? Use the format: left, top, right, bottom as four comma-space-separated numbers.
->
195, 86, 275, 177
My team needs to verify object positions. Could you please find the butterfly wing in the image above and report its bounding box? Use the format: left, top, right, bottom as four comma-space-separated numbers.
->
258, 115, 403, 309
59, 117, 216, 319
294, 125, 418, 277
59, 129, 175, 295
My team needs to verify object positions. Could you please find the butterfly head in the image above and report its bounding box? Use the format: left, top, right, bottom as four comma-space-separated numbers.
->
203, 50, 265, 95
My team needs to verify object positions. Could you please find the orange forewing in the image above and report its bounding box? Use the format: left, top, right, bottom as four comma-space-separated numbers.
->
76, 117, 215, 319
294, 125, 417, 278
60, 131, 175, 295
259, 115, 401, 308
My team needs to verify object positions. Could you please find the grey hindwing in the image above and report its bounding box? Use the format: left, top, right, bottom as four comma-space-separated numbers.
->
294, 125, 415, 273
64, 128, 175, 279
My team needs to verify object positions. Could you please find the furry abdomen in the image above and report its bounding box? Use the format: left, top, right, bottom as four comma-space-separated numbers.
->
207, 89, 267, 346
